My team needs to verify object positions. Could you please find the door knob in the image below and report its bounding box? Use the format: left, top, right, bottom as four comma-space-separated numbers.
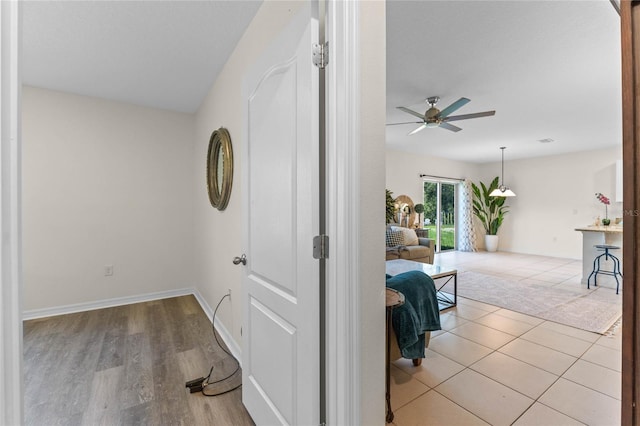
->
233, 254, 247, 265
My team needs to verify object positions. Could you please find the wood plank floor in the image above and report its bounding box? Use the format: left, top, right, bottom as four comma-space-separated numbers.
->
23, 295, 255, 426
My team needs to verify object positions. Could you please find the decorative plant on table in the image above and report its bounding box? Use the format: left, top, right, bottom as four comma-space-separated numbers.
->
402, 204, 412, 227
385, 189, 396, 223
414, 203, 425, 227
596, 192, 611, 225
471, 177, 509, 251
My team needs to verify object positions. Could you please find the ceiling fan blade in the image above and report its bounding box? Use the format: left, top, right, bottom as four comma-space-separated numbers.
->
439, 122, 462, 132
438, 97, 470, 118
397, 106, 425, 119
443, 110, 496, 122
408, 124, 427, 135
386, 121, 423, 126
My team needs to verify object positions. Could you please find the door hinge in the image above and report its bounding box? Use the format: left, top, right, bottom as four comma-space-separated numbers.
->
313, 235, 329, 259
313, 42, 329, 69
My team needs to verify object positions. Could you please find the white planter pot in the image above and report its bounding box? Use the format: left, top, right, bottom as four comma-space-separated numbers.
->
485, 235, 499, 252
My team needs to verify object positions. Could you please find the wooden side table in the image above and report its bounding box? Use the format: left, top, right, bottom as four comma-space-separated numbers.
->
386, 288, 405, 423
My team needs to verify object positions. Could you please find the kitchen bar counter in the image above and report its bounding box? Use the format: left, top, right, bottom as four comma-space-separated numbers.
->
575, 226, 623, 285
574, 225, 623, 233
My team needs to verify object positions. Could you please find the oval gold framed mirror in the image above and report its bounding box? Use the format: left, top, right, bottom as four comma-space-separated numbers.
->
207, 127, 233, 211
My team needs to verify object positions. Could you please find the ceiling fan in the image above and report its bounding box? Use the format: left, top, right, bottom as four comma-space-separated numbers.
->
388, 96, 495, 135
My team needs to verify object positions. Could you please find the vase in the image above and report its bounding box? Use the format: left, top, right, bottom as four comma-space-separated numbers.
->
602, 218, 611, 226
485, 235, 499, 252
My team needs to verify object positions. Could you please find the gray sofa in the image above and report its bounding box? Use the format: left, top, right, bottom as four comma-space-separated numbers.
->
385, 224, 435, 264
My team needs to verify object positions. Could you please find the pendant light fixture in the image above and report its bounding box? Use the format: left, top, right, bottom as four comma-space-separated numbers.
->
490, 146, 516, 197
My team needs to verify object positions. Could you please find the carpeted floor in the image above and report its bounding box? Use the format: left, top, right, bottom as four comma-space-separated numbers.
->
440, 271, 622, 334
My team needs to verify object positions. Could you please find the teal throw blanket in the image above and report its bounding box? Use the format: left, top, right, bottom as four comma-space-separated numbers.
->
386, 270, 441, 359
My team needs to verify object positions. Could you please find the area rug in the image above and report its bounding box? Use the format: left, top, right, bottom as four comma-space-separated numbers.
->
440, 271, 622, 334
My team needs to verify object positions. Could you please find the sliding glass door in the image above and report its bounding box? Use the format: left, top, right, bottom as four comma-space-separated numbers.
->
423, 180, 457, 252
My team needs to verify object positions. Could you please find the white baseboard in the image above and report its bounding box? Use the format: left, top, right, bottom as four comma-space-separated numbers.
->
22, 287, 243, 366
22, 288, 195, 320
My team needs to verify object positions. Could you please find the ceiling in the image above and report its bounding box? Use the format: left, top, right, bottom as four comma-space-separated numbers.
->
22, 0, 262, 114
386, 0, 622, 163
23, 1, 621, 163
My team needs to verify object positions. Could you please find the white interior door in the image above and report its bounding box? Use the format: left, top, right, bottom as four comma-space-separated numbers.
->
241, 4, 319, 425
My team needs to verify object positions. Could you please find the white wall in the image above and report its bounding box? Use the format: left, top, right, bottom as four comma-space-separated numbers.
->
386, 149, 480, 206
358, 2, 387, 424
477, 146, 623, 258
192, 1, 303, 350
386, 146, 622, 258
22, 86, 195, 310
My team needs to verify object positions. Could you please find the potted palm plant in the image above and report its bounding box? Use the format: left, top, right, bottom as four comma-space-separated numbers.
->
385, 189, 396, 223
471, 177, 509, 252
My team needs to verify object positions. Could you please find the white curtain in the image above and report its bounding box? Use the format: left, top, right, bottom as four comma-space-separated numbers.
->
458, 179, 477, 252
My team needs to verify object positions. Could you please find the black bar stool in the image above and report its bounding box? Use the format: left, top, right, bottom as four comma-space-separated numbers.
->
587, 244, 622, 294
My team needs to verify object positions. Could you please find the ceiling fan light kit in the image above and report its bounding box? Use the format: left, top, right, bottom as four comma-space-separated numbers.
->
390, 95, 495, 135
490, 146, 516, 197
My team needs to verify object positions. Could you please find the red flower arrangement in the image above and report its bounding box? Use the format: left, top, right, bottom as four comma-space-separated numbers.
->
595, 192, 610, 222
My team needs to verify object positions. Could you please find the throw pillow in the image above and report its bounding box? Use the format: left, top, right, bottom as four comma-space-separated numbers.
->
386, 229, 405, 247
391, 226, 419, 246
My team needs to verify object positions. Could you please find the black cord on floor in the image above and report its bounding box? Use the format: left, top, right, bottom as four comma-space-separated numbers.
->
202, 293, 242, 397
185, 293, 242, 397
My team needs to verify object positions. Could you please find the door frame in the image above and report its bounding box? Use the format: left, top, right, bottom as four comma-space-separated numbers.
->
325, 1, 386, 424
620, 1, 639, 423
325, 1, 365, 423
0, 1, 23, 424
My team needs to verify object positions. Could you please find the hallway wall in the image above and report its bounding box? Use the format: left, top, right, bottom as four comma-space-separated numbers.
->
22, 86, 195, 311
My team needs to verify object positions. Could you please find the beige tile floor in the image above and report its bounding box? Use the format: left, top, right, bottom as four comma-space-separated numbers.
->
390, 251, 622, 426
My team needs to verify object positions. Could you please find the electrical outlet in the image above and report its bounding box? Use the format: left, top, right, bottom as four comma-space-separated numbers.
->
104, 265, 113, 276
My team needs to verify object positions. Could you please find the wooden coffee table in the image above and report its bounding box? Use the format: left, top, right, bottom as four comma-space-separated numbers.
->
386, 259, 457, 310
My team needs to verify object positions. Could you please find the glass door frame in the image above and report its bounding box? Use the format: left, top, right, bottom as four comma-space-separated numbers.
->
423, 178, 459, 253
